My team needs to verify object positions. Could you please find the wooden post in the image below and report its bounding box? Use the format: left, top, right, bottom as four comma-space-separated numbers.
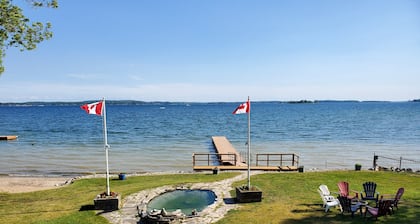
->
399, 157, 402, 169
373, 153, 378, 171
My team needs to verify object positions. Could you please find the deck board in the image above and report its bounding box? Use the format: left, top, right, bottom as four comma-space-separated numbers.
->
193, 165, 298, 171
0, 135, 18, 140
196, 136, 299, 171
212, 136, 246, 166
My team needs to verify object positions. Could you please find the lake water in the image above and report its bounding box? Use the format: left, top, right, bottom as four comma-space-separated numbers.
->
1, 101, 419, 176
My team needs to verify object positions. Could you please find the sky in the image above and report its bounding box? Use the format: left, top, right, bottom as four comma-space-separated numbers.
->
0, 0, 419, 102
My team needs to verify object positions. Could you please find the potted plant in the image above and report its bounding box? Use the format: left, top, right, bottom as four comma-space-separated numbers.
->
236, 185, 262, 203
355, 163, 362, 171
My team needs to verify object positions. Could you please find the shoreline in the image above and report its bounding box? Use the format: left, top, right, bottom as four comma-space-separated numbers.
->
0, 171, 195, 193
2, 167, 419, 194
0, 170, 276, 193
0, 176, 73, 193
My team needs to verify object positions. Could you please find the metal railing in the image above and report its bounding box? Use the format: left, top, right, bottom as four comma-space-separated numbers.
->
373, 153, 420, 171
192, 153, 240, 166
256, 153, 299, 167
193, 152, 299, 167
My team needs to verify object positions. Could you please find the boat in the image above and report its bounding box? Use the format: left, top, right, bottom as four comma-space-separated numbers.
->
0, 135, 18, 140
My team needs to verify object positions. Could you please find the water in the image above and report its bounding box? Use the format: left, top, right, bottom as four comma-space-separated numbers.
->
147, 190, 216, 214
1, 101, 419, 176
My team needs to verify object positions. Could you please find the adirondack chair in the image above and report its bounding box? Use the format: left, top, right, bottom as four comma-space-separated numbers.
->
382, 187, 404, 214
319, 185, 335, 199
318, 185, 342, 212
364, 199, 393, 220
337, 196, 361, 217
361, 181, 379, 206
337, 181, 358, 200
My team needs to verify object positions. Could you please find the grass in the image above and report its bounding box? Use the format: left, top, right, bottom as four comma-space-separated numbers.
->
216, 171, 420, 224
0, 173, 237, 224
0, 171, 418, 224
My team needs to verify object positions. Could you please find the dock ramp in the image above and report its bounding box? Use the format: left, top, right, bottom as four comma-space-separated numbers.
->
211, 136, 246, 166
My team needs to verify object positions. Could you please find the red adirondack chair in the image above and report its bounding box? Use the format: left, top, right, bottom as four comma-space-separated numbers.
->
365, 199, 393, 220
337, 181, 358, 200
382, 187, 404, 214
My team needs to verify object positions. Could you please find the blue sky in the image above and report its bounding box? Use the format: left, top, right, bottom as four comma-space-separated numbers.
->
0, 0, 419, 102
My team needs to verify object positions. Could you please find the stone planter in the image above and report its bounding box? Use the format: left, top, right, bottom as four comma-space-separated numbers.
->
236, 186, 262, 203
94, 192, 121, 211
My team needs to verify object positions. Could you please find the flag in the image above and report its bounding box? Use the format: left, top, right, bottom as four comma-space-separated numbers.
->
232, 100, 250, 114
81, 101, 103, 116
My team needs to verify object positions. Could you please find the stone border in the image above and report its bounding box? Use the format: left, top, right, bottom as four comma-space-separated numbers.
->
101, 172, 254, 224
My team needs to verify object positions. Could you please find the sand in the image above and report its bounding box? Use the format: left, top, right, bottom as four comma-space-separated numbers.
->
0, 176, 73, 193
0, 172, 184, 193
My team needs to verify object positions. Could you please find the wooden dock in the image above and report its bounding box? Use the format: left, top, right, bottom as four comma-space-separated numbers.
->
192, 136, 299, 171
193, 165, 296, 171
211, 136, 246, 166
0, 135, 18, 141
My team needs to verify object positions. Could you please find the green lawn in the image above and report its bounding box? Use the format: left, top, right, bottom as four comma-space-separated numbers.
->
0, 171, 418, 224
217, 171, 420, 224
0, 173, 237, 224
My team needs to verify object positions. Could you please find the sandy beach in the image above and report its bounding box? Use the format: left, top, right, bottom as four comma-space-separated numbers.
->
0, 176, 73, 193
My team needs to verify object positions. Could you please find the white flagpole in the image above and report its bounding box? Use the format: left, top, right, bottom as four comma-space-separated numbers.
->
247, 96, 251, 189
102, 98, 111, 196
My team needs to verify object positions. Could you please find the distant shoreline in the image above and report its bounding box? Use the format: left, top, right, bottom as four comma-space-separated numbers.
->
1, 99, 418, 106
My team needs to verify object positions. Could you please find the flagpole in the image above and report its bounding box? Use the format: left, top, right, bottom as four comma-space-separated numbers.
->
247, 96, 251, 189
102, 98, 110, 196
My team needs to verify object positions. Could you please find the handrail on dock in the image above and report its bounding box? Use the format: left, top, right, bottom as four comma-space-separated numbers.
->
193, 136, 300, 171
192, 153, 241, 167
192, 152, 300, 171
211, 136, 246, 166
256, 153, 299, 167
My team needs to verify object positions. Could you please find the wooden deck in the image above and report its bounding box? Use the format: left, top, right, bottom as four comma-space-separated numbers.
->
192, 136, 300, 171
0, 135, 18, 141
211, 136, 246, 166
193, 165, 298, 171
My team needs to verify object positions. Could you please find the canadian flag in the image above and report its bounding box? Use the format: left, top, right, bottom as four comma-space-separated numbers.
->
232, 100, 250, 114
81, 101, 103, 116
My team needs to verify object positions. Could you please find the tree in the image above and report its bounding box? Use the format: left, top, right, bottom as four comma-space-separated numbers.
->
0, 0, 58, 74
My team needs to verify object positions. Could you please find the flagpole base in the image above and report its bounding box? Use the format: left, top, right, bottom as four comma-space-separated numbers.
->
235, 186, 262, 203
94, 192, 121, 211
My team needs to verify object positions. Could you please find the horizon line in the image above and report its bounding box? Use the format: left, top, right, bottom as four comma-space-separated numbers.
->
1, 99, 419, 105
